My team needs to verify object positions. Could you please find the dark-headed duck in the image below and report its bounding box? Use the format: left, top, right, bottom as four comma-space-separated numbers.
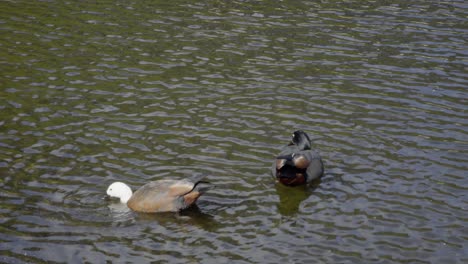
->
272, 130, 324, 186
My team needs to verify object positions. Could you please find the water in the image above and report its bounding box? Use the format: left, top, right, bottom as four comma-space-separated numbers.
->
1, 0, 467, 263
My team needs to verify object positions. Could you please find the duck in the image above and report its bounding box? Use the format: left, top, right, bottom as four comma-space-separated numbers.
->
106, 175, 212, 213
272, 130, 324, 186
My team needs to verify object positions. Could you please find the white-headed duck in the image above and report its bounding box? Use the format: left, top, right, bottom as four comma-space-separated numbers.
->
106, 176, 211, 213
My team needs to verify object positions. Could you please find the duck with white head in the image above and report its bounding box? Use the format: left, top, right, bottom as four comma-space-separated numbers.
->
106, 175, 212, 213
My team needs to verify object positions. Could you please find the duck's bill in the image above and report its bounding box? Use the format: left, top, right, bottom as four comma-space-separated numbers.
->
103, 195, 119, 201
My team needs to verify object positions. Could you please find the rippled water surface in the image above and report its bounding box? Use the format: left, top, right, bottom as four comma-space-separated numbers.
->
1, 0, 467, 263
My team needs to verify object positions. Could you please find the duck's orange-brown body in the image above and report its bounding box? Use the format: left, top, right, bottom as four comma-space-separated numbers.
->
126, 178, 210, 213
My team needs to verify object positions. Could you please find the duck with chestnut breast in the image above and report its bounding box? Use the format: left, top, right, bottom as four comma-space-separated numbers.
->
272, 130, 324, 186
106, 175, 212, 213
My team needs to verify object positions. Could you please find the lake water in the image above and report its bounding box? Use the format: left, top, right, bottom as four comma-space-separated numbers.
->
1, 1, 467, 263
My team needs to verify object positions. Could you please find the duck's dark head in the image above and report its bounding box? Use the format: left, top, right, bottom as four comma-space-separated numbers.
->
289, 130, 311, 150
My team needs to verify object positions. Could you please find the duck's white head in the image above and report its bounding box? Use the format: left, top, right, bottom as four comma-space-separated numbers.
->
106, 182, 133, 204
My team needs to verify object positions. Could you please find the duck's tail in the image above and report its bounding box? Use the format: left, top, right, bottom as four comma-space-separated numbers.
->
193, 180, 213, 194
181, 176, 213, 208
188, 173, 213, 194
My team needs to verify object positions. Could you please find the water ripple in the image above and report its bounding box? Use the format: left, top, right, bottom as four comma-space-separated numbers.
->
0, 0, 467, 263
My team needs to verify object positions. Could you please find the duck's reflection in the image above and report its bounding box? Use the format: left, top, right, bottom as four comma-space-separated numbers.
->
138, 205, 216, 227
108, 202, 131, 214
107, 202, 134, 223
275, 179, 320, 216
107, 201, 217, 230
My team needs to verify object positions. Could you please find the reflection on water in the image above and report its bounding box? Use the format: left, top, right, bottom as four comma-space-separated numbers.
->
275, 182, 319, 217
136, 205, 218, 230
107, 202, 133, 221
1, 0, 467, 263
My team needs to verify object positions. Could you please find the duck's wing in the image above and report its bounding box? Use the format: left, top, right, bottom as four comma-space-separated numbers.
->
167, 179, 197, 196
274, 145, 298, 171
303, 150, 324, 182
176, 177, 212, 209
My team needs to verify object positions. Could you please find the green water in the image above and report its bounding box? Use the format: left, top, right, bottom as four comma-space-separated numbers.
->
1, 1, 467, 263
